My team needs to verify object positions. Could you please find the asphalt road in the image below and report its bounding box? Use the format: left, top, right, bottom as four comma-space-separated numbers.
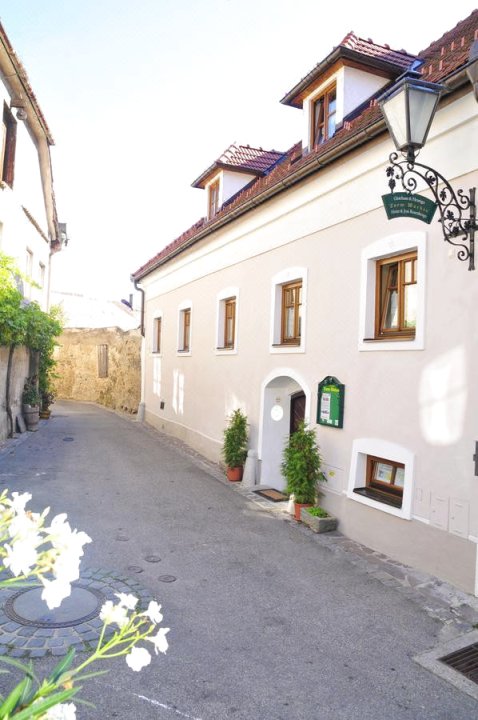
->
0, 401, 476, 719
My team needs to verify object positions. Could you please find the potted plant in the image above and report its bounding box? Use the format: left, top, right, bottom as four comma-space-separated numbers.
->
40, 389, 55, 418
300, 505, 338, 533
22, 375, 41, 431
281, 422, 326, 520
222, 409, 248, 481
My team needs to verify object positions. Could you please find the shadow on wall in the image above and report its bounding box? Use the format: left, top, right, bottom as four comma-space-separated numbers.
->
53, 327, 141, 414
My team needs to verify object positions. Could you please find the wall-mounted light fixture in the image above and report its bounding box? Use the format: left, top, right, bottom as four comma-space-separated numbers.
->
378, 48, 478, 271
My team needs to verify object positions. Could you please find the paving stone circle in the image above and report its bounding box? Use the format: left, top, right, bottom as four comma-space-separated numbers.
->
0, 567, 155, 658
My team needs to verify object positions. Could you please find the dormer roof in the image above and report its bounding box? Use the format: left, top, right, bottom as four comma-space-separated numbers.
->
281, 33, 418, 109
192, 143, 285, 188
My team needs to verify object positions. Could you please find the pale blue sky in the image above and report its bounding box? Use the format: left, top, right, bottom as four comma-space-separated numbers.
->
1, 1, 476, 298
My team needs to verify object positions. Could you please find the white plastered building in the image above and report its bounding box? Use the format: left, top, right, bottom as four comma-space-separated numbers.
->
133, 13, 478, 594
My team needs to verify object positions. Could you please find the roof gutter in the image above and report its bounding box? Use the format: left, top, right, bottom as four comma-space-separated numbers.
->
133, 279, 145, 336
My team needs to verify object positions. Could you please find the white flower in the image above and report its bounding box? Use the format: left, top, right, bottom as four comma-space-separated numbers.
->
10, 492, 32, 514
147, 627, 170, 655
4, 538, 39, 576
99, 600, 129, 628
40, 577, 72, 610
115, 592, 138, 610
125, 646, 151, 672
47, 515, 92, 556
143, 600, 163, 624
44, 702, 77, 719
51, 551, 81, 584
8, 511, 42, 540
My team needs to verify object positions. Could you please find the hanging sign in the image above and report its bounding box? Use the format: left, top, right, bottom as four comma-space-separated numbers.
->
317, 376, 345, 429
382, 192, 437, 224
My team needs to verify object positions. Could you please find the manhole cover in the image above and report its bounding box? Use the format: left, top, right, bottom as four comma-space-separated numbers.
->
4, 585, 104, 628
145, 556, 161, 563
158, 575, 177, 583
127, 566, 144, 574
440, 642, 478, 683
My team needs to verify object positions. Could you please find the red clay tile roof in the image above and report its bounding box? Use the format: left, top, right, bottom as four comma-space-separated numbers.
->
419, 9, 478, 82
339, 31, 416, 69
281, 32, 418, 109
192, 143, 285, 188
132, 11, 478, 281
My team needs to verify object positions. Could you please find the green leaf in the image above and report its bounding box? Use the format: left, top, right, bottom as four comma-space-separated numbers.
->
9, 687, 78, 720
70, 669, 109, 684
0, 677, 29, 718
47, 648, 75, 684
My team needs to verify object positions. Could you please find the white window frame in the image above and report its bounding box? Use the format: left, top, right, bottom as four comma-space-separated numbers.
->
358, 231, 426, 352
303, 70, 344, 152
206, 173, 222, 220
270, 267, 307, 354
347, 438, 415, 520
38, 262, 46, 289
177, 301, 192, 355
152, 312, 163, 355
216, 287, 239, 355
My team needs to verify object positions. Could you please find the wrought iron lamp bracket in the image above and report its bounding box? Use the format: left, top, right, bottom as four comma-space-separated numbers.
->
386, 152, 476, 270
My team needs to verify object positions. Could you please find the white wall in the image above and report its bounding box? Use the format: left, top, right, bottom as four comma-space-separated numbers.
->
140, 90, 478, 592
0, 87, 51, 310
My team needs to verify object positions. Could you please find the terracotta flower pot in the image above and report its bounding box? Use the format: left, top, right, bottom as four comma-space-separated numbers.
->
294, 502, 312, 521
226, 466, 243, 482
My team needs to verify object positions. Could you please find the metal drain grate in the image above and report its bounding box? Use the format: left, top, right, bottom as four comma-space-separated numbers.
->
440, 642, 478, 684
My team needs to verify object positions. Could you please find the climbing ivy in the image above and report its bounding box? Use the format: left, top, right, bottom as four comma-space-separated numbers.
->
0, 253, 28, 347
0, 252, 63, 394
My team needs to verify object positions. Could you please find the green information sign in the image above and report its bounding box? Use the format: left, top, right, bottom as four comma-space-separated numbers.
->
317, 376, 345, 429
382, 192, 437, 224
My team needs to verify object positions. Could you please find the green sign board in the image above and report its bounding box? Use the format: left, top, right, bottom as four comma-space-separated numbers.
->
382, 192, 437, 224
317, 376, 345, 429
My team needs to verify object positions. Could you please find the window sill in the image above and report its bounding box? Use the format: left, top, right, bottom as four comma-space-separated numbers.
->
215, 347, 238, 356
363, 335, 415, 342
353, 487, 402, 510
177, 350, 191, 356
359, 336, 423, 352
270, 344, 305, 354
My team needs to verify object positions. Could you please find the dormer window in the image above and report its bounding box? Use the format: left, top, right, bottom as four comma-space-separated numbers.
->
311, 84, 337, 148
208, 178, 220, 219
281, 34, 418, 155
193, 144, 284, 219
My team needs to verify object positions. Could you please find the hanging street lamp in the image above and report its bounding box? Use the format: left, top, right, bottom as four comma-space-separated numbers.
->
378, 54, 478, 271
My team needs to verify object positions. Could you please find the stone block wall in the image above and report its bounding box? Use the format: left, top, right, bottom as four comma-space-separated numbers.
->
54, 327, 141, 413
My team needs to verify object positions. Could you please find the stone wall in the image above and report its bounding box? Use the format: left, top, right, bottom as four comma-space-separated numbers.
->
0, 346, 30, 441
54, 328, 141, 413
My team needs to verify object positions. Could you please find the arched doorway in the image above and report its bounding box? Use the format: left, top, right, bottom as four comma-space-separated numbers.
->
290, 391, 306, 434
259, 371, 310, 490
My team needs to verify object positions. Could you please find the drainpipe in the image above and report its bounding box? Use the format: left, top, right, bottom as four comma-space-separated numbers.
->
134, 279, 146, 422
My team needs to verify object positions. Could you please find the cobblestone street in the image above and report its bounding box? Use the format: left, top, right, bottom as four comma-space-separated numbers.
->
0, 401, 477, 719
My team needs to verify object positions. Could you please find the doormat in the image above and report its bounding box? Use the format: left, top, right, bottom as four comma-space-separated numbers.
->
253, 488, 288, 502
